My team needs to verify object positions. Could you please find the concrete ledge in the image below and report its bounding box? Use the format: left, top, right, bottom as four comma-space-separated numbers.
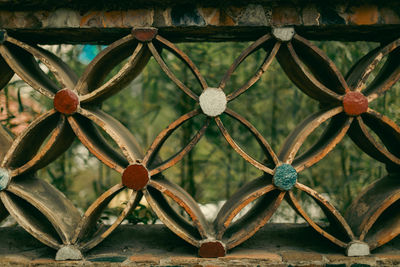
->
0, 224, 399, 266
0, 3, 400, 43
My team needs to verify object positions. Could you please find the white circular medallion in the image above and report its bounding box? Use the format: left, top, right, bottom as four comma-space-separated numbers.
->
199, 88, 227, 117
272, 27, 295, 42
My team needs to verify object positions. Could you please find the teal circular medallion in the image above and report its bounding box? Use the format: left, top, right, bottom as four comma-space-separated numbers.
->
0, 168, 10, 191
273, 164, 297, 191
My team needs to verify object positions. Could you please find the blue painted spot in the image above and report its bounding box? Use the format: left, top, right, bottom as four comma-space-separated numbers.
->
273, 164, 297, 191
0, 168, 10, 191
78, 45, 105, 63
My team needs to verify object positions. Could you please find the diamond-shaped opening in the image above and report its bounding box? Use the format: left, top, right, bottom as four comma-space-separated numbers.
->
270, 200, 305, 223
158, 126, 264, 224
38, 142, 120, 210
101, 56, 197, 149
229, 60, 320, 154
174, 42, 245, 87
217, 112, 275, 171
146, 113, 208, 171
158, 42, 205, 97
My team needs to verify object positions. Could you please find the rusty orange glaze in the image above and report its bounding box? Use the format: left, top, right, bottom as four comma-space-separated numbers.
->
343, 91, 368, 116
53, 89, 79, 115
132, 28, 158, 42
122, 163, 150, 191
198, 241, 226, 258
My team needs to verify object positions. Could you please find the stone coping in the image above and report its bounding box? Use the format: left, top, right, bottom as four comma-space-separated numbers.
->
0, 1, 394, 11
0, 3, 399, 43
0, 224, 399, 266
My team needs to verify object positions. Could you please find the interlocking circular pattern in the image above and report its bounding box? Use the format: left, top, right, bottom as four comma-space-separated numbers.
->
0, 27, 399, 259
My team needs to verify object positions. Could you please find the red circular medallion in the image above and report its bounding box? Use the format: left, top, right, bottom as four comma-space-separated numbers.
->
198, 241, 226, 258
53, 89, 79, 115
132, 28, 158, 42
122, 164, 150, 191
342, 91, 368, 116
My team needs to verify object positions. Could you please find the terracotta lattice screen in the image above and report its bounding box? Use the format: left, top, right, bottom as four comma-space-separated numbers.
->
0, 27, 399, 260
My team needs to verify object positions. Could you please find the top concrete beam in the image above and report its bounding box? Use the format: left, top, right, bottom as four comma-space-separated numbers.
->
1, 2, 400, 44
0, 1, 392, 11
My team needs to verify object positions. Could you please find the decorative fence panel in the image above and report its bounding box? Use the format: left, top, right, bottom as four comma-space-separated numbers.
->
0, 21, 399, 260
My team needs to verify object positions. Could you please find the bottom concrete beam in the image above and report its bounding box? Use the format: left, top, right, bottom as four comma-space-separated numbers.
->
0, 224, 399, 266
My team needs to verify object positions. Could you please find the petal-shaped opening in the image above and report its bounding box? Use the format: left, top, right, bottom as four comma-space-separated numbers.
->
291, 36, 348, 94
364, 46, 400, 101
345, 38, 400, 94
75, 184, 142, 251
0, 125, 13, 162
1, 190, 62, 249
215, 111, 277, 175
217, 34, 279, 100
362, 110, 400, 162
0, 56, 14, 90
0, 37, 77, 97
345, 45, 382, 91
145, 177, 210, 247
145, 111, 210, 176
293, 113, 352, 172
2, 177, 82, 248
348, 114, 400, 167
0, 42, 57, 97
76, 35, 138, 95
2, 110, 59, 170
277, 39, 343, 103
149, 35, 208, 101
10, 115, 75, 177
278, 107, 343, 166
78, 108, 144, 163
6, 37, 77, 90
345, 175, 400, 250
215, 174, 284, 249
68, 114, 129, 173
80, 43, 151, 104
287, 183, 355, 248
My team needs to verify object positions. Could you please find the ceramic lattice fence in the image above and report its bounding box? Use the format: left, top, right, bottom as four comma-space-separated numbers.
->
0, 26, 399, 260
